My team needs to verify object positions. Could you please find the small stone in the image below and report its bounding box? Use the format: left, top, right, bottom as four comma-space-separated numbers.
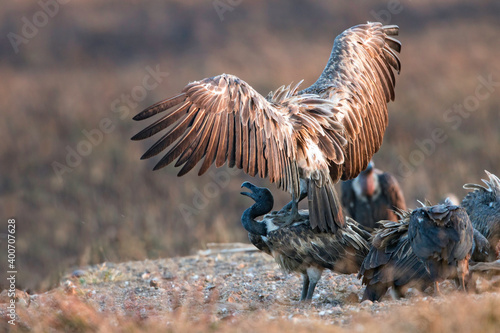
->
63, 280, 76, 295
163, 271, 176, 280
71, 270, 86, 278
347, 285, 359, 293
345, 292, 359, 304
331, 306, 343, 314
361, 300, 373, 307
150, 278, 160, 289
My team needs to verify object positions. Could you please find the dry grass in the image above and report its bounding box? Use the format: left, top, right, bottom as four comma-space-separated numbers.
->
3, 285, 500, 332
1, 0, 499, 292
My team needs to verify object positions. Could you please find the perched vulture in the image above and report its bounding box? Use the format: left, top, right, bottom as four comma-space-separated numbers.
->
408, 201, 474, 293
240, 182, 370, 301
341, 161, 406, 230
132, 22, 402, 233
462, 170, 500, 260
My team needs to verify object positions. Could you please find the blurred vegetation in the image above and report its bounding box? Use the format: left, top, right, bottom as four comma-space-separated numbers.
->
1, 0, 499, 291
5, 289, 500, 332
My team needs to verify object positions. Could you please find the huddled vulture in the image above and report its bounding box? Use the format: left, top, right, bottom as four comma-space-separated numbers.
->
359, 202, 488, 301
358, 214, 432, 301
132, 22, 401, 233
240, 181, 370, 301
408, 201, 474, 293
341, 161, 406, 230
462, 170, 500, 260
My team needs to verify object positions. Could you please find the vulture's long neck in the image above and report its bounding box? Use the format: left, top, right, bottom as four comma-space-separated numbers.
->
241, 200, 273, 236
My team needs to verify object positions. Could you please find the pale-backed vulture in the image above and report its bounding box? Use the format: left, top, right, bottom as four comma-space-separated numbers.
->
132, 22, 401, 233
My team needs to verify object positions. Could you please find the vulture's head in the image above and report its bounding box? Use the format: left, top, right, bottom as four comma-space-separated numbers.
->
241, 182, 274, 213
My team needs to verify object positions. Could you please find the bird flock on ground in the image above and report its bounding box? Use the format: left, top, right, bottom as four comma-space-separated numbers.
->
132, 22, 500, 302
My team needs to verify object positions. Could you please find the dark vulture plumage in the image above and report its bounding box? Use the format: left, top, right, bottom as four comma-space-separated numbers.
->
359, 211, 432, 301
360, 207, 486, 301
240, 182, 370, 301
408, 202, 474, 293
132, 22, 402, 233
471, 229, 494, 263
341, 161, 406, 230
462, 170, 500, 260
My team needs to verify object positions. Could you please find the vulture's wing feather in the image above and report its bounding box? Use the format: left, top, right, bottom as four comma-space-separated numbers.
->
132, 74, 340, 198
301, 22, 401, 182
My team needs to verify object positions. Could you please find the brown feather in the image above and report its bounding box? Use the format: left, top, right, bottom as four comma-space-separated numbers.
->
133, 93, 187, 121
175, 113, 215, 176
174, 111, 212, 166
215, 112, 229, 168
248, 123, 258, 177
232, 112, 243, 169
227, 113, 236, 168
241, 121, 250, 174
198, 113, 222, 175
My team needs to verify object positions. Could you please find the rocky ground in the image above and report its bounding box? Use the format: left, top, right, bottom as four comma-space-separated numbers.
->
1, 243, 500, 332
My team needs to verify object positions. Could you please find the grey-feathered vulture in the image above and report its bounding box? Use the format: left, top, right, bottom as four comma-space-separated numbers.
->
408, 202, 474, 293
462, 170, 500, 260
358, 214, 432, 301
132, 22, 401, 233
240, 181, 370, 301
360, 207, 487, 301
341, 161, 406, 230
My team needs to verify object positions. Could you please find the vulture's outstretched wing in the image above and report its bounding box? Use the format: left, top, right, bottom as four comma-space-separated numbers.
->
132, 74, 343, 199
132, 22, 402, 233
301, 22, 401, 181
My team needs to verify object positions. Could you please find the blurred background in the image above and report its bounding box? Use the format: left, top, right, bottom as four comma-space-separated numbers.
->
1, 0, 499, 291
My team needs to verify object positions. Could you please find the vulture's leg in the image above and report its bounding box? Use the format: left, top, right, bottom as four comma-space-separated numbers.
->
280, 192, 302, 227
390, 286, 404, 300
279, 183, 308, 213
304, 267, 323, 301
434, 281, 441, 296
278, 180, 308, 228
300, 273, 310, 301
457, 255, 470, 291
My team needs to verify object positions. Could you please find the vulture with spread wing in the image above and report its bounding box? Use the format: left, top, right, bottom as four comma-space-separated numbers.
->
132, 22, 402, 233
